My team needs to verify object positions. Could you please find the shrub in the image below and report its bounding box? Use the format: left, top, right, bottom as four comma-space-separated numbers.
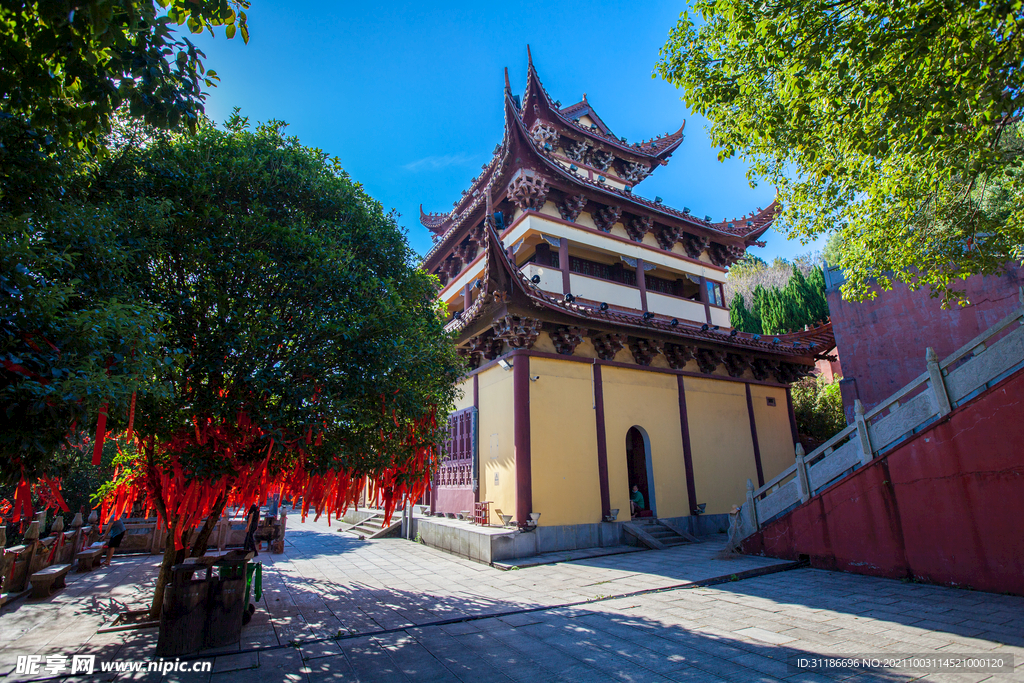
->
791, 375, 846, 443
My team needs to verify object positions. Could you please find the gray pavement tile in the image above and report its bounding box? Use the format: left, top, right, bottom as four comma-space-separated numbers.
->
373, 638, 460, 682
212, 651, 258, 673
337, 635, 407, 681
300, 653, 360, 681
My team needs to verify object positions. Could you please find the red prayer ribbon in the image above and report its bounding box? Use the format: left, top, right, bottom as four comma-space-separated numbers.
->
126, 392, 136, 442
92, 403, 108, 465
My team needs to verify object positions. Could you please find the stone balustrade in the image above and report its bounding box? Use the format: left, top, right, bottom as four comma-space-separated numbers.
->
0, 506, 288, 598
737, 298, 1024, 539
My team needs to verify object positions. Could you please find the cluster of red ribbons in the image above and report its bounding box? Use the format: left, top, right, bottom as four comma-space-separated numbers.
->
8, 472, 68, 529
98, 401, 439, 551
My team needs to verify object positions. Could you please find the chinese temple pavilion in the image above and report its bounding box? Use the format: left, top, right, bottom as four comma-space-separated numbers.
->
420, 51, 833, 535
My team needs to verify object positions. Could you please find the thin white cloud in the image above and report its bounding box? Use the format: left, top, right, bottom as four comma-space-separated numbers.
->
402, 153, 476, 172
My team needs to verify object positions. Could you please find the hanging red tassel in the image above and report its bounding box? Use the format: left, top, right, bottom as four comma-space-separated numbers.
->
92, 403, 108, 465
11, 476, 33, 525
126, 392, 136, 441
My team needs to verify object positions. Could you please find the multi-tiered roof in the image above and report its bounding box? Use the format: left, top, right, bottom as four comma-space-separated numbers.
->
421, 48, 777, 280
420, 50, 831, 380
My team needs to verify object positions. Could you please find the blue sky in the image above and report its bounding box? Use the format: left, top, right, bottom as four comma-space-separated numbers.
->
189, 1, 826, 262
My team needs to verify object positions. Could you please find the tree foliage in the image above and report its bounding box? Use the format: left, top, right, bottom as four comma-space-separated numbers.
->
1, 206, 167, 488
729, 293, 761, 334
91, 117, 462, 614
1, 0, 248, 518
727, 259, 829, 334
0, 0, 249, 150
791, 375, 846, 443
658, 0, 1024, 302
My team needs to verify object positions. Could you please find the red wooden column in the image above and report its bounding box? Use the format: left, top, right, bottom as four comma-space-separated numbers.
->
699, 275, 712, 324
745, 383, 766, 487
559, 238, 571, 295
676, 375, 698, 515
636, 258, 649, 312
473, 373, 480, 504
513, 353, 533, 524
786, 387, 800, 445
593, 363, 611, 518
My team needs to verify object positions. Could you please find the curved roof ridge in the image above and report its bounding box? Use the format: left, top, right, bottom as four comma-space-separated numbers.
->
710, 200, 781, 241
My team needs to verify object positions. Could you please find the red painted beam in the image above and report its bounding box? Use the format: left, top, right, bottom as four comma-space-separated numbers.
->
677, 375, 698, 515
746, 383, 765, 487
594, 363, 611, 518
513, 354, 533, 525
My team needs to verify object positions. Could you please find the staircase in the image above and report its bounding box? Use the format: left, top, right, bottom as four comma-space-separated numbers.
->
623, 518, 699, 550
340, 512, 402, 540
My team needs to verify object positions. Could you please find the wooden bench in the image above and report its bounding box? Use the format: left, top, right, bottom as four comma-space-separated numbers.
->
29, 564, 73, 599
76, 542, 106, 572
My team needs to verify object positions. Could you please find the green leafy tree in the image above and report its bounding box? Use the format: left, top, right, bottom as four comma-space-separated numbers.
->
1, 1, 250, 513
729, 293, 761, 334
750, 285, 768, 328
95, 116, 463, 616
1, 0, 249, 151
792, 375, 846, 443
1, 208, 167, 488
782, 266, 814, 330
726, 255, 766, 279
658, 0, 1024, 302
806, 267, 830, 321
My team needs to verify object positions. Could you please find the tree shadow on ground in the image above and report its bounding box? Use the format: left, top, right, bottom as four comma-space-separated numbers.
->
202, 576, 923, 683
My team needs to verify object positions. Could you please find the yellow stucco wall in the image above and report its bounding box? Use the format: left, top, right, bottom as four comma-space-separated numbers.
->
463, 355, 794, 527
452, 378, 473, 413
601, 367, 688, 519
684, 376, 758, 514
476, 365, 516, 520
749, 384, 795, 483
529, 357, 602, 526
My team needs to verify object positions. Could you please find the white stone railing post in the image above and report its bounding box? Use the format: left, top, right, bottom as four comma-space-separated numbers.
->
744, 478, 759, 531
854, 399, 874, 466
794, 444, 811, 503
926, 347, 952, 416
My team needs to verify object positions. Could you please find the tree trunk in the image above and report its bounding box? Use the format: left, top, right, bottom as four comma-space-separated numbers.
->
189, 493, 227, 558
149, 524, 179, 620
146, 438, 189, 620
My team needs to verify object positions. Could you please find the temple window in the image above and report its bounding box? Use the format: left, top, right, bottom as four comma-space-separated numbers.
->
706, 279, 725, 307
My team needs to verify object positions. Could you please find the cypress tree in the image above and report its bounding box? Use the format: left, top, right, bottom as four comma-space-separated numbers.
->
783, 266, 814, 331
760, 287, 786, 334
729, 293, 762, 334
807, 267, 830, 321
751, 284, 768, 329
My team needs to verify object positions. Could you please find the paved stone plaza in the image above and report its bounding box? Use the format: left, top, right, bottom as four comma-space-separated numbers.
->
0, 516, 1021, 682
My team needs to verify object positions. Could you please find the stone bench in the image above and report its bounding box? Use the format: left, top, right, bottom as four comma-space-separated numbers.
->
29, 564, 73, 599
76, 542, 106, 572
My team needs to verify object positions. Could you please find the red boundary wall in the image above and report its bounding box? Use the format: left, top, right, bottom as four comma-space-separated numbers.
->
742, 367, 1024, 595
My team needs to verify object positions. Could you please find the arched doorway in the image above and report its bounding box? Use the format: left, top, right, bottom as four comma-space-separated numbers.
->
625, 426, 656, 517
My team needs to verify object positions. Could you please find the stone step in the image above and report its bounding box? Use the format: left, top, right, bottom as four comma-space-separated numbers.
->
660, 537, 690, 547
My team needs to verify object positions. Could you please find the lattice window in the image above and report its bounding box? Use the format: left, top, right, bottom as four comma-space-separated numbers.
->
569, 256, 636, 286
645, 275, 675, 295
436, 407, 476, 489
